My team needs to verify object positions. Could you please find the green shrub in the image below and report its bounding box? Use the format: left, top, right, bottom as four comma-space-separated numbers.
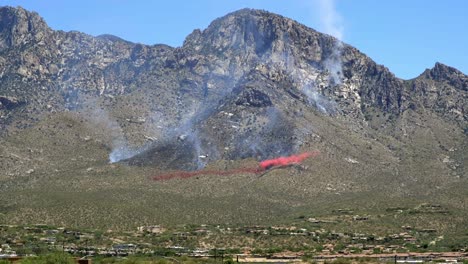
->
20, 252, 74, 264
332, 258, 352, 264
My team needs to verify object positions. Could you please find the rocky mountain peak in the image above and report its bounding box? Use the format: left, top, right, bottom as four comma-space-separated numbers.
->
0, 6, 51, 51
422, 62, 467, 91
182, 8, 332, 58
0, 6, 466, 233
431, 62, 462, 75
409, 62, 468, 124
96, 34, 134, 44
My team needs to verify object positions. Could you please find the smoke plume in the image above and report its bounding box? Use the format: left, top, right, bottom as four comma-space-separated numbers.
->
316, 0, 344, 85
85, 107, 143, 163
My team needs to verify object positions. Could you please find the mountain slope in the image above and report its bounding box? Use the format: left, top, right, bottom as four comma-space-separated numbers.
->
0, 6, 466, 233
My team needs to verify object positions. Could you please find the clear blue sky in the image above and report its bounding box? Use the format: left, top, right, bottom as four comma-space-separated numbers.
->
3, 0, 467, 79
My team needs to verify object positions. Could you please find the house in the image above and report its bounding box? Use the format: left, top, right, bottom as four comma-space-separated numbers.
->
137, 225, 165, 234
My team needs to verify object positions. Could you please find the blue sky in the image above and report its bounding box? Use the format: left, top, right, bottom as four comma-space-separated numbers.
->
2, 0, 467, 79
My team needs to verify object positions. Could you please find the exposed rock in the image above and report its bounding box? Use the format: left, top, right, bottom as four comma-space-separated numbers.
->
0, 6, 466, 170
0, 96, 25, 110
425, 62, 468, 91
410, 62, 468, 124
0, 7, 466, 231
235, 87, 272, 107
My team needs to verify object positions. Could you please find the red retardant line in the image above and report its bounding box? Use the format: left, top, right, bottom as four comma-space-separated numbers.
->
152, 151, 319, 181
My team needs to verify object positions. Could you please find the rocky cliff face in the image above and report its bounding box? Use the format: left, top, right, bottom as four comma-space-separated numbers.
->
0, 6, 466, 170
408, 63, 467, 125
0, 6, 466, 229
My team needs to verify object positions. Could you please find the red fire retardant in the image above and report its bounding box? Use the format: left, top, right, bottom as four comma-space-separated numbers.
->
153, 151, 319, 181
259, 151, 319, 170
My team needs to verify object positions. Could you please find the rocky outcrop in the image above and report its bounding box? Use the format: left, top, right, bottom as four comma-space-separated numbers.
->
0, 6, 466, 167
424, 62, 468, 91
0, 6, 466, 232
0, 6, 51, 51
235, 87, 272, 107
408, 63, 467, 123
0, 95, 24, 110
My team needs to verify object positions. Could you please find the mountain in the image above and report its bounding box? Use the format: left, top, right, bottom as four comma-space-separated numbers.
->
0, 6, 466, 234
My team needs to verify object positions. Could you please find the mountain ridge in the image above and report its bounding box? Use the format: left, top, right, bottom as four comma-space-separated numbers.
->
0, 6, 466, 232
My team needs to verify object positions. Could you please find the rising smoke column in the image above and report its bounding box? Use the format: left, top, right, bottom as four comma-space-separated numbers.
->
62, 91, 143, 164
107, 3, 344, 164
317, 0, 344, 85
85, 107, 142, 163
273, 0, 344, 115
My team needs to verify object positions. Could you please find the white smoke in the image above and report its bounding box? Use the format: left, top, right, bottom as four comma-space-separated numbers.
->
104, 3, 346, 165
316, 0, 344, 85
109, 144, 140, 163
270, 47, 336, 114
108, 90, 204, 164
317, 0, 344, 40
84, 107, 142, 163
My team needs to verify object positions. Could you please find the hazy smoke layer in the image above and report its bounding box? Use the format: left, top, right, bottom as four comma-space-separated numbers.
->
317, 0, 344, 85
86, 107, 143, 163
109, 142, 142, 163
105, 2, 347, 165
272, 46, 336, 114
